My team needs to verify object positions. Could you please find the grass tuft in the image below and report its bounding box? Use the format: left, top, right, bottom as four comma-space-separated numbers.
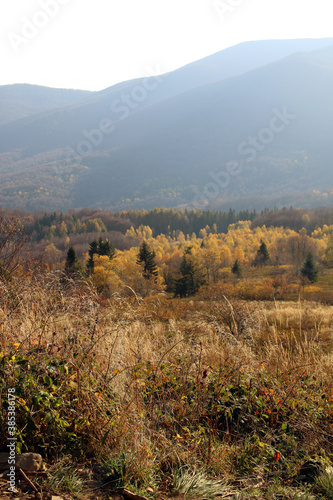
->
315, 469, 333, 498
38, 457, 84, 494
172, 467, 234, 498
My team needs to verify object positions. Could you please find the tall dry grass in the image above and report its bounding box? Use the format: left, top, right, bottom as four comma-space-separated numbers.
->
1, 273, 333, 495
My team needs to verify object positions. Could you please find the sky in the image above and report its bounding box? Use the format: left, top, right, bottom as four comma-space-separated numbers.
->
1, 0, 333, 91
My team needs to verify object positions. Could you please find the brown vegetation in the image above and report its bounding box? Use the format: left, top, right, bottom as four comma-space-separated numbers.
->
0, 209, 332, 498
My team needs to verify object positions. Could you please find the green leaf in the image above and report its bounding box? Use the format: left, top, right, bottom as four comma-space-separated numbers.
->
43, 375, 53, 386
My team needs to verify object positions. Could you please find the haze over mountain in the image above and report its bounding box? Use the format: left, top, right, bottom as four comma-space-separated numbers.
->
1, 38, 333, 212
0, 84, 93, 126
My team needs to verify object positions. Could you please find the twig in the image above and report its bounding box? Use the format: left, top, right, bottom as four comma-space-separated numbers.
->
19, 467, 38, 492
156, 339, 186, 369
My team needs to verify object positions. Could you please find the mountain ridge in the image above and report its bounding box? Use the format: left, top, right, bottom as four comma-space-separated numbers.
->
1, 38, 333, 212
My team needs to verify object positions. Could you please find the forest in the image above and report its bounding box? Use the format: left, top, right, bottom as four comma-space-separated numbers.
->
0, 205, 332, 499
1, 205, 332, 303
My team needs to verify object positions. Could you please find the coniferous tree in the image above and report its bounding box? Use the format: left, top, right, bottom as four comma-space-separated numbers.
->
64, 246, 82, 278
86, 239, 99, 275
232, 259, 242, 278
301, 252, 318, 283
137, 240, 158, 282
86, 238, 115, 275
254, 240, 270, 267
98, 237, 115, 259
173, 247, 205, 298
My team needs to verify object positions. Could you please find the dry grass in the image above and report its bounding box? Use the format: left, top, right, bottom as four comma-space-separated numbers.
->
0, 273, 333, 498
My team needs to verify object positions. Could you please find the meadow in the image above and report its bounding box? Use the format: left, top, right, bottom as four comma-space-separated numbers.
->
1, 272, 333, 499
0, 209, 333, 499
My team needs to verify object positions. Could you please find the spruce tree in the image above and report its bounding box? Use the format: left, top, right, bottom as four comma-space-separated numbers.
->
232, 259, 242, 278
301, 252, 318, 283
86, 239, 98, 275
173, 247, 205, 298
254, 240, 270, 266
64, 246, 82, 278
86, 238, 115, 275
137, 240, 158, 281
98, 237, 115, 259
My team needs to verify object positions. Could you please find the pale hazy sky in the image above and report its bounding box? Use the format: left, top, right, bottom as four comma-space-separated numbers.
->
1, 0, 333, 91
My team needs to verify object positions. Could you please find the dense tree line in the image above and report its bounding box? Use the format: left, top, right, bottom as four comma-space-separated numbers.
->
1, 206, 332, 246
119, 207, 257, 236
1, 211, 332, 303
252, 206, 333, 233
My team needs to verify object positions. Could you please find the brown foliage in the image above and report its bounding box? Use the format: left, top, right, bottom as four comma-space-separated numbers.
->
0, 216, 28, 280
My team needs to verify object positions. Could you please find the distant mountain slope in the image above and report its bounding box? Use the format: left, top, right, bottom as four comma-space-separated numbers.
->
0, 39, 333, 212
71, 43, 333, 209
164, 37, 333, 91
2, 38, 333, 155
0, 84, 93, 125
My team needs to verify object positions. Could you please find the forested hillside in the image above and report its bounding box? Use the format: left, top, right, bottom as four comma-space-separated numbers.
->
1, 39, 333, 212
0, 84, 93, 125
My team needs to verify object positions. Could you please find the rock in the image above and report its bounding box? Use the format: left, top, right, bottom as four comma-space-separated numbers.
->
16, 453, 43, 472
0, 452, 43, 473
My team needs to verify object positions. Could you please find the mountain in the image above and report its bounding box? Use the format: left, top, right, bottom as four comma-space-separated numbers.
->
0, 84, 93, 126
2, 38, 333, 153
1, 38, 333, 212
162, 37, 333, 92
72, 43, 333, 210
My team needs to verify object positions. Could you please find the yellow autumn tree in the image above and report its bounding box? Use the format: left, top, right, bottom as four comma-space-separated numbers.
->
92, 249, 165, 298
92, 255, 124, 295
